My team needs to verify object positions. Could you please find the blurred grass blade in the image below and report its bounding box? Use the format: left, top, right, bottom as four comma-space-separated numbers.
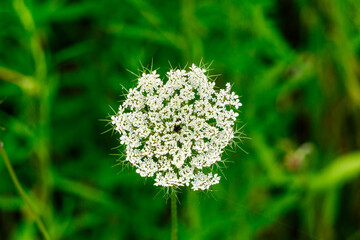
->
309, 152, 360, 190
0, 196, 23, 210
54, 42, 93, 65
0, 142, 52, 240
52, 172, 122, 211
251, 132, 289, 185
12, 0, 35, 32
0, 67, 38, 94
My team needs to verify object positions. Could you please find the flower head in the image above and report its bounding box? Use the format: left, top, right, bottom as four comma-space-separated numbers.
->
111, 64, 242, 190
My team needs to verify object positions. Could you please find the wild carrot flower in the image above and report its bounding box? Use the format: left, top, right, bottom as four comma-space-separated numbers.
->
111, 64, 242, 190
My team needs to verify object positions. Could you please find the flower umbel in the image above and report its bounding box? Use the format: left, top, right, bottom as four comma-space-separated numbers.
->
111, 64, 242, 191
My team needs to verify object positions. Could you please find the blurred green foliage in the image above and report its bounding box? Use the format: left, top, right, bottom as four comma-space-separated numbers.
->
1, 0, 360, 239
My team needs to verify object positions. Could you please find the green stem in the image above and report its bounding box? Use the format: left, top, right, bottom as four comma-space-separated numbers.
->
171, 192, 178, 240
186, 190, 201, 240
0, 141, 52, 240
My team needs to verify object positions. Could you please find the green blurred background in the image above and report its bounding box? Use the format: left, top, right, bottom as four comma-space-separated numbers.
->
1, 0, 360, 239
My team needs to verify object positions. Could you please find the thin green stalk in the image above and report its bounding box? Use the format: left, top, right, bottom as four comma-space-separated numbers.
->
0, 141, 52, 240
171, 192, 178, 240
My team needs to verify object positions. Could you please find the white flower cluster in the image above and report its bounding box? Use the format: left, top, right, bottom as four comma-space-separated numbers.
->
111, 64, 242, 191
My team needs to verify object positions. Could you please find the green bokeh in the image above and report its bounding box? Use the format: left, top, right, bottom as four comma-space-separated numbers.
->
1, 0, 360, 239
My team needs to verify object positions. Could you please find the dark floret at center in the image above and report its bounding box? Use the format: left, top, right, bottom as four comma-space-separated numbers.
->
174, 118, 181, 132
